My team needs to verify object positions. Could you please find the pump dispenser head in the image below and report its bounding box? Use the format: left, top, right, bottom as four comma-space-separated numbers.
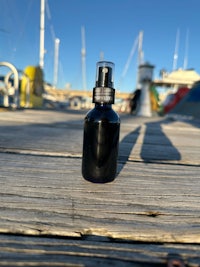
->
95, 61, 114, 87
93, 61, 115, 104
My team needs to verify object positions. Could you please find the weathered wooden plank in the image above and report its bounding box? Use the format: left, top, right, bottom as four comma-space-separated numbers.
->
0, 234, 199, 266
0, 109, 200, 244
125, 122, 200, 165
0, 152, 199, 243
0, 111, 199, 165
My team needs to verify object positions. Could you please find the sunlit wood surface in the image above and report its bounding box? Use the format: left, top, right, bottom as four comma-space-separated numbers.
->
0, 109, 199, 265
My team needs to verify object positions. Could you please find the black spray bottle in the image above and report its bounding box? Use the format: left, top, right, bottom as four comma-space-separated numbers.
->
82, 61, 120, 183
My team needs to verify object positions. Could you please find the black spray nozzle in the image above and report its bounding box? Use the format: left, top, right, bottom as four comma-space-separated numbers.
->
93, 61, 115, 104
95, 61, 114, 88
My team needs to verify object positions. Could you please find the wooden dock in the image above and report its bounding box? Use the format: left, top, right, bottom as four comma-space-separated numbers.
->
0, 108, 199, 266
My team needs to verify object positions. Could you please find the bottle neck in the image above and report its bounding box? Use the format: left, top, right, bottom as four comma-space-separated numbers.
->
95, 103, 112, 109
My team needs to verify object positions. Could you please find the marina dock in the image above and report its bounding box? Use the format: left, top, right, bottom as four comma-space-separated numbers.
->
0, 108, 199, 266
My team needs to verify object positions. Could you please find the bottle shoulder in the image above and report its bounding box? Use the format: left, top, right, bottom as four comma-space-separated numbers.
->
85, 106, 120, 123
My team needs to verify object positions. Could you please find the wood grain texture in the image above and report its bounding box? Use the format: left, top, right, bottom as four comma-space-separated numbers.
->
0, 154, 199, 243
0, 234, 199, 266
0, 109, 199, 246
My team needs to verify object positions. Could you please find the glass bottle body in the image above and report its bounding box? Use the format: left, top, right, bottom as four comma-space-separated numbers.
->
82, 104, 120, 183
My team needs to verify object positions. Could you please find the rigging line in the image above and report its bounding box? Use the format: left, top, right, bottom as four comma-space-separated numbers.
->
46, 0, 65, 87
58, 60, 67, 87
0, 28, 9, 33
3, 0, 19, 54
14, 0, 34, 50
46, 0, 56, 41
121, 35, 139, 79
2, 0, 33, 61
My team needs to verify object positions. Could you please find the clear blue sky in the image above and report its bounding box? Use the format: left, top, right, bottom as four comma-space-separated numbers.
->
1, 0, 200, 93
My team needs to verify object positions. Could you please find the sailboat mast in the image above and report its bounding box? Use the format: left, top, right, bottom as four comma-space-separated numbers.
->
183, 28, 189, 70
137, 31, 143, 67
135, 30, 144, 88
39, 0, 45, 69
53, 38, 60, 87
81, 26, 87, 91
173, 28, 180, 71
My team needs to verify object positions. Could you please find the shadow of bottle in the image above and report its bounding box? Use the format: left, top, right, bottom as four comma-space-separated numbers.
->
117, 126, 141, 174
140, 120, 181, 162
117, 118, 182, 176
